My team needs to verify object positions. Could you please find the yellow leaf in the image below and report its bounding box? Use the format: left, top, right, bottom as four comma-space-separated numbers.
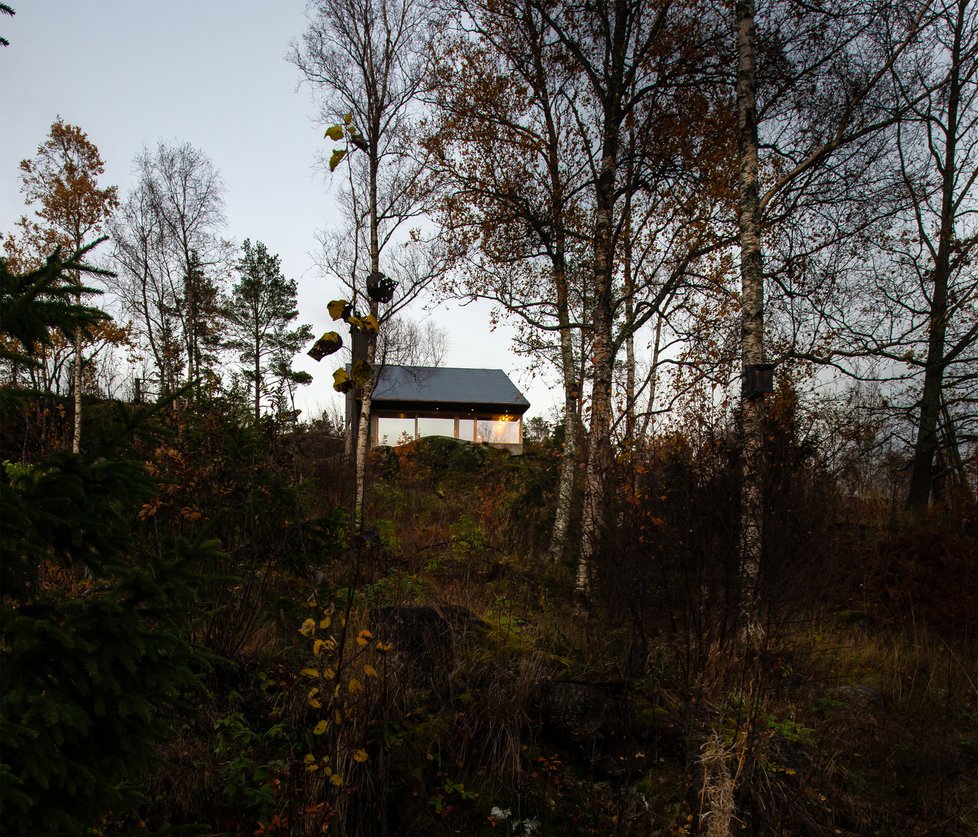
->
324, 667, 337, 680
362, 314, 379, 334
327, 299, 349, 321
353, 748, 369, 763
319, 615, 332, 629
324, 765, 333, 777
307, 331, 343, 361
300, 667, 319, 678
303, 753, 316, 765
363, 663, 378, 678
331, 773, 344, 787
313, 639, 328, 657
356, 629, 373, 647
334, 709, 343, 725
348, 677, 363, 695
313, 720, 329, 735
306, 763, 319, 772
308, 687, 322, 709
376, 641, 394, 653
299, 618, 316, 637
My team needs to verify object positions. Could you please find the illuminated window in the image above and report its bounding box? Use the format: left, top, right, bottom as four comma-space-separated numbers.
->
376, 416, 415, 446
457, 417, 475, 442
476, 416, 520, 444
417, 416, 455, 439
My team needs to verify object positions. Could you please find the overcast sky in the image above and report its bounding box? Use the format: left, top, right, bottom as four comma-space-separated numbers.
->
1, 0, 556, 420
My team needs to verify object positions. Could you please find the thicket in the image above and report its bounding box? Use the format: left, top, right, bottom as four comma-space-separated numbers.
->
2, 256, 975, 835
4, 386, 974, 835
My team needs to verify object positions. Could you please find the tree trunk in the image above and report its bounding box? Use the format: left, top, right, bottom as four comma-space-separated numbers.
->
72, 326, 83, 454
736, 0, 765, 643
547, 260, 578, 564
354, 141, 382, 530
577, 125, 618, 598
906, 9, 963, 512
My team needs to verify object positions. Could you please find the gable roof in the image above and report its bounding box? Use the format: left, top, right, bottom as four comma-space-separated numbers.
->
371, 366, 530, 414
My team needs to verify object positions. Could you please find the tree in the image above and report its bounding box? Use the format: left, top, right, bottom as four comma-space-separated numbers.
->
430, 0, 592, 564
376, 314, 449, 367
110, 142, 227, 399
294, 0, 443, 526
0, 246, 203, 835
509, 0, 733, 598
16, 118, 118, 452
224, 239, 313, 422
900, 0, 978, 510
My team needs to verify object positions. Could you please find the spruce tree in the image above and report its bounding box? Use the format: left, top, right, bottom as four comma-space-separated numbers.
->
0, 244, 205, 835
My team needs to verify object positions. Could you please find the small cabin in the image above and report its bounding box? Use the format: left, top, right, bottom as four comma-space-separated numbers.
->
350, 366, 531, 454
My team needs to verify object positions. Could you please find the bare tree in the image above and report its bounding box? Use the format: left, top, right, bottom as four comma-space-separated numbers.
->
294, 0, 443, 527
109, 142, 227, 398
899, 0, 978, 510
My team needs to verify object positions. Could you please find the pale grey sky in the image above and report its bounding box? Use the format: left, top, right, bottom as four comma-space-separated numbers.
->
1, 0, 554, 420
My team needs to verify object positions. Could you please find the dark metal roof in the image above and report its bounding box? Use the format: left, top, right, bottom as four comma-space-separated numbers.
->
371, 366, 530, 414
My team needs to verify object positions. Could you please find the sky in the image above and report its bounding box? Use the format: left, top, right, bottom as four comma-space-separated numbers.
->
1, 0, 558, 421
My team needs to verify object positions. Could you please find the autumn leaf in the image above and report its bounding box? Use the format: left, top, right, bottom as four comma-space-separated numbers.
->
348, 677, 363, 695
356, 629, 373, 647
351, 359, 372, 386
332, 368, 352, 393
330, 773, 344, 787
299, 618, 316, 637
325, 124, 344, 141
353, 748, 369, 763
313, 720, 329, 735
327, 299, 350, 321
329, 148, 348, 171
307, 331, 343, 362
363, 663, 378, 678
300, 667, 320, 678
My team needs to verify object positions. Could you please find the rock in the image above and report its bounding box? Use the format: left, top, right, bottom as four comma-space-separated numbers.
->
369, 605, 485, 686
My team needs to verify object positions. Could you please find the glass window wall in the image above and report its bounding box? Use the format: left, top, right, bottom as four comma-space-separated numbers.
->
376, 416, 415, 446
417, 416, 455, 439
476, 416, 520, 444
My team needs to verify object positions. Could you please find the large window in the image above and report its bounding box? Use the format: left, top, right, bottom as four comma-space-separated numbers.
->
376, 416, 415, 446
417, 416, 455, 439
456, 417, 475, 442
476, 416, 520, 444
373, 412, 521, 447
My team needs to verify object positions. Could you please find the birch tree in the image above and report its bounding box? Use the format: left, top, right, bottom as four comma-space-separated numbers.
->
293, 0, 443, 527
17, 119, 118, 452
430, 0, 593, 564
109, 143, 227, 398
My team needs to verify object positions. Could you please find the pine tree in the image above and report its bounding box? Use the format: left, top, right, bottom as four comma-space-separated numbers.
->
224, 239, 312, 422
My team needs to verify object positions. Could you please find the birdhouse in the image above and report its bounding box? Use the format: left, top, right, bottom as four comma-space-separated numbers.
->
366, 271, 396, 303
742, 363, 775, 399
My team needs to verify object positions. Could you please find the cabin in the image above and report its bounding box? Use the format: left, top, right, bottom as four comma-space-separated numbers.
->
349, 366, 531, 454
